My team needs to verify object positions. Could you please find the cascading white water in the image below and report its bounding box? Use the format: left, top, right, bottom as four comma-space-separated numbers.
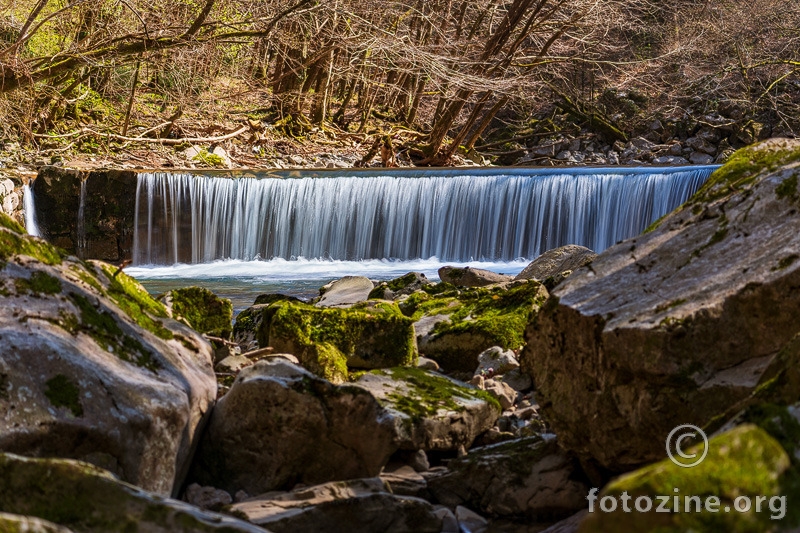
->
23, 183, 41, 237
132, 167, 714, 266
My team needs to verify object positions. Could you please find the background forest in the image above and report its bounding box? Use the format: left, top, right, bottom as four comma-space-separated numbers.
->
0, 0, 798, 167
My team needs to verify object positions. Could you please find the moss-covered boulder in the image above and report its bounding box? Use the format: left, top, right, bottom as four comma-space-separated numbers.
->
236, 299, 417, 383
578, 425, 796, 532
369, 272, 432, 300
188, 359, 396, 496
353, 367, 501, 451
0, 453, 267, 532
427, 436, 589, 521
408, 280, 548, 373
522, 139, 800, 473
160, 286, 233, 340
0, 214, 216, 496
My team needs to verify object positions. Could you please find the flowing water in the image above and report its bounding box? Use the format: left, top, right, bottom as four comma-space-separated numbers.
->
26, 166, 716, 312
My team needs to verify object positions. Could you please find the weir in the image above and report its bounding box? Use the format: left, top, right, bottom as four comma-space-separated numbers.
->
132, 166, 715, 266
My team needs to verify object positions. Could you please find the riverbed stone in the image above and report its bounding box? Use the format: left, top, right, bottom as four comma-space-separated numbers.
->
522, 139, 800, 473
408, 281, 548, 372
369, 272, 432, 300
474, 346, 519, 377
353, 367, 501, 451
0, 217, 217, 496
438, 266, 513, 287
159, 286, 233, 339
427, 435, 588, 521
188, 359, 396, 495
230, 477, 442, 533
0, 453, 266, 532
514, 245, 597, 283
316, 276, 374, 307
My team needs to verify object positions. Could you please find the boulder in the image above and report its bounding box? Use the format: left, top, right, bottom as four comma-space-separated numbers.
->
689, 151, 715, 165
183, 484, 232, 512
233, 294, 300, 353
409, 281, 548, 372
540, 511, 588, 533
354, 367, 500, 451
474, 346, 519, 377
438, 266, 512, 287
230, 477, 442, 533
316, 276, 374, 307
428, 436, 588, 521
368, 272, 432, 300
188, 359, 396, 495
160, 286, 233, 339
514, 245, 597, 283
578, 425, 792, 532
0, 216, 216, 496
483, 379, 517, 410
249, 299, 416, 382
521, 139, 800, 473
0, 513, 74, 533
0, 453, 267, 532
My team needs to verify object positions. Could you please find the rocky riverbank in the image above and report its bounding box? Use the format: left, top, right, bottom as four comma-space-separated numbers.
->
1, 139, 799, 532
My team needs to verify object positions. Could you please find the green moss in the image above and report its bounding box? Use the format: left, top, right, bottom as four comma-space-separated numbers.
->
775, 174, 798, 201
0, 213, 25, 234
265, 300, 417, 379
192, 149, 227, 168
169, 286, 233, 339
69, 264, 105, 293
377, 367, 500, 422
690, 142, 800, 206
14, 271, 62, 296
67, 292, 160, 372
585, 425, 794, 532
772, 254, 799, 271
44, 374, 83, 417
0, 228, 63, 265
98, 265, 173, 341
655, 298, 687, 314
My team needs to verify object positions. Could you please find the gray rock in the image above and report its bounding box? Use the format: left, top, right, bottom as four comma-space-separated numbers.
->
369, 272, 432, 300
483, 379, 517, 410
0, 230, 216, 497
438, 266, 512, 287
183, 483, 233, 511
500, 368, 533, 392
287, 155, 306, 166
695, 126, 722, 144
474, 346, 519, 377
353, 368, 500, 451
686, 136, 717, 155
316, 276, 374, 307
652, 155, 689, 165
555, 150, 572, 161
189, 359, 396, 494
230, 478, 442, 533
214, 355, 253, 373
211, 146, 233, 168
427, 436, 588, 521
0, 453, 266, 532
417, 356, 440, 371
667, 143, 683, 156
515, 245, 597, 282
455, 506, 488, 533
434, 507, 459, 533
380, 465, 429, 498
606, 151, 620, 165
689, 151, 715, 165
530, 144, 557, 158
521, 139, 800, 472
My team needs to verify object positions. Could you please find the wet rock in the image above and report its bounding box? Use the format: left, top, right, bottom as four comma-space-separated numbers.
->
230, 477, 442, 533
232, 294, 299, 353
0, 453, 265, 532
316, 276, 374, 307
521, 139, 800, 472
353, 367, 500, 451
438, 266, 512, 288
0, 219, 216, 496
427, 436, 588, 521
189, 359, 396, 495
514, 245, 597, 283
455, 506, 489, 533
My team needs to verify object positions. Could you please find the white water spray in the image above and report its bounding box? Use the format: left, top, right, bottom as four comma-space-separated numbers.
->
23, 183, 41, 237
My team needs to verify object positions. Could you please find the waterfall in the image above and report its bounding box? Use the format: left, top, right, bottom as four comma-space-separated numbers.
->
77, 180, 86, 254
132, 167, 714, 266
23, 183, 41, 237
